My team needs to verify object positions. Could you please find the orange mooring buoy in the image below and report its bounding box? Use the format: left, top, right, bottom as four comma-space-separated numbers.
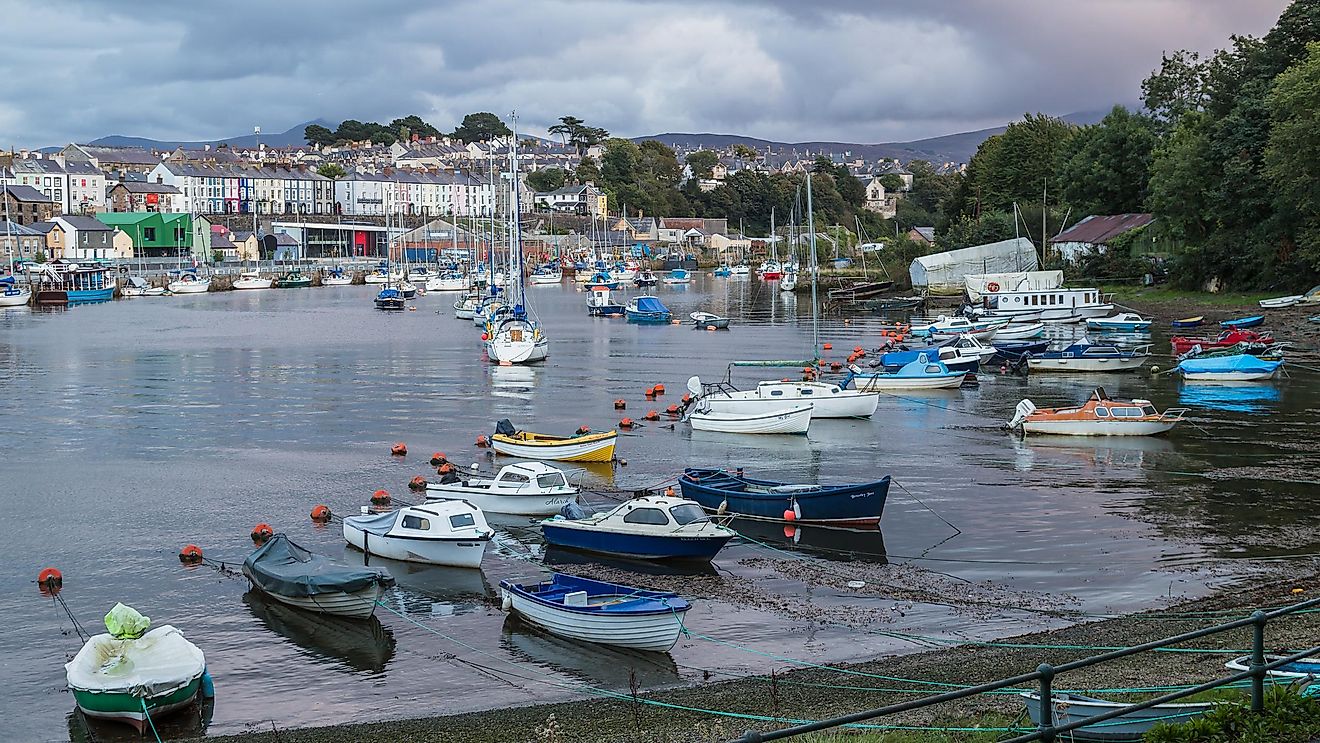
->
38, 567, 63, 594
475, 435, 490, 448
178, 545, 204, 564
430, 452, 448, 466
310, 505, 332, 523
370, 489, 391, 505
643, 410, 660, 421
619, 418, 635, 429
251, 523, 274, 545
390, 442, 408, 457
409, 475, 427, 491
614, 399, 626, 409
653, 384, 665, 395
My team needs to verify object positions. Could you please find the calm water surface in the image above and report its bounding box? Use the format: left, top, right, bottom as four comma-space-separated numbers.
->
2, 277, 1318, 741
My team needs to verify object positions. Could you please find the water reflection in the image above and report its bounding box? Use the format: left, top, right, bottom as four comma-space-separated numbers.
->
500, 620, 681, 689
729, 519, 888, 564
542, 546, 719, 576
1009, 433, 1174, 472
1179, 381, 1282, 414
243, 590, 396, 674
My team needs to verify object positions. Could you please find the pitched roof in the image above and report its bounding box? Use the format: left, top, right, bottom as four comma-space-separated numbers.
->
2, 184, 54, 203
0, 220, 41, 236
659, 217, 704, 231
1051, 214, 1155, 245
78, 145, 162, 166
28, 221, 59, 234
210, 233, 236, 249
115, 181, 181, 194
275, 233, 299, 246
58, 215, 115, 232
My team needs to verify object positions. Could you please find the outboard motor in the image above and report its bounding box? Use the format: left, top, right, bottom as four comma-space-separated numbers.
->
558, 502, 589, 521
494, 418, 517, 437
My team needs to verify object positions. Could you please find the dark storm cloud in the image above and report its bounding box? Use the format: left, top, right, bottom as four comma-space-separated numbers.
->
0, 0, 1289, 148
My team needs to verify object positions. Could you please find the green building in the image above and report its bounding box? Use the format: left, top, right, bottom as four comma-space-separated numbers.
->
96, 213, 196, 259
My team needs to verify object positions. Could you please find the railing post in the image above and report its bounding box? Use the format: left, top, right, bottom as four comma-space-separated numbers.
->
1037, 663, 1056, 743
1250, 610, 1267, 713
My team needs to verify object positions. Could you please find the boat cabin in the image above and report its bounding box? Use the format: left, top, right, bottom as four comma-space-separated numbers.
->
583, 496, 712, 528
986, 287, 1107, 312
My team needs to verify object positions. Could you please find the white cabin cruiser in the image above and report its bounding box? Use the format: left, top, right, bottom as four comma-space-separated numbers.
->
687, 375, 878, 419
342, 501, 493, 568
425, 462, 580, 516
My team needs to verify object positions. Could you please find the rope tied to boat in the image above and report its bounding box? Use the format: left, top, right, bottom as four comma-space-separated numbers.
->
141, 697, 165, 743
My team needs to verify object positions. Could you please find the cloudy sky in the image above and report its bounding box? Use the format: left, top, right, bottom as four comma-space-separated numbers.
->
0, 0, 1290, 148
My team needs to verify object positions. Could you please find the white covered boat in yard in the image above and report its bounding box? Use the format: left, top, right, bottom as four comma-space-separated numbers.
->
343, 501, 493, 568
425, 461, 580, 516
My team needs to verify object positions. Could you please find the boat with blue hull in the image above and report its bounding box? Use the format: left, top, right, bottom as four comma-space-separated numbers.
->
991, 339, 1051, 359
32, 262, 115, 304
678, 467, 889, 527
625, 295, 672, 323
1220, 315, 1264, 329
374, 287, 405, 311
499, 573, 690, 652
540, 497, 735, 562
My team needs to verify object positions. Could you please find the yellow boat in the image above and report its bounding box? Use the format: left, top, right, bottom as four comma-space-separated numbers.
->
491, 429, 617, 463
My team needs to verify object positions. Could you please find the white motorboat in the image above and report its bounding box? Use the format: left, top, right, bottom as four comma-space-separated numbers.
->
991, 322, 1045, 340
688, 376, 878, 419
0, 284, 31, 305
842, 355, 968, 391
322, 271, 353, 286
529, 268, 564, 284
1009, 389, 1186, 436
232, 270, 273, 290
687, 403, 812, 434
427, 272, 468, 292
119, 276, 167, 297
1026, 339, 1151, 373
1086, 312, 1153, 332
1260, 294, 1304, 309
167, 274, 211, 294
730, 263, 751, 276
425, 462, 579, 516
364, 270, 393, 284
342, 501, 493, 568
780, 272, 797, 291
913, 315, 1008, 341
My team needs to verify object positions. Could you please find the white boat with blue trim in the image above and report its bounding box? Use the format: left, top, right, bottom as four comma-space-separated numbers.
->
499, 573, 691, 651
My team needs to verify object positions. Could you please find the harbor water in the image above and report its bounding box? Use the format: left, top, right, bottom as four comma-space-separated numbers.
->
1, 276, 1317, 741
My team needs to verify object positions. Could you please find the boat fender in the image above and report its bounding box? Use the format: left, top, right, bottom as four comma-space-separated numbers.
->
201, 668, 215, 698
654, 384, 666, 394
783, 509, 796, 522
501, 591, 512, 611
792, 500, 802, 521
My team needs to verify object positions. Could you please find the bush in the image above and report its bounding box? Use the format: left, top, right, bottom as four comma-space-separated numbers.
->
1145, 685, 1320, 743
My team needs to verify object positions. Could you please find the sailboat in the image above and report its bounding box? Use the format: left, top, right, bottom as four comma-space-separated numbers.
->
486, 114, 549, 365
1, 203, 32, 306
375, 194, 406, 310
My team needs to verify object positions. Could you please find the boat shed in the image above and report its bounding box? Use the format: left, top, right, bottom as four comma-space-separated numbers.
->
1050, 213, 1154, 261
909, 237, 1038, 295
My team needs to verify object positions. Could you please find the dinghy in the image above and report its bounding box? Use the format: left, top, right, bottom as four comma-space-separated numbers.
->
1170, 329, 1273, 356
679, 467, 890, 526
1219, 315, 1264, 329
1170, 316, 1204, 328
243, 534, 395, 619
343, 501, 493, 568
841, 354, 968, 391
1259, 294, 1304, 309
425, 461, 580, 516
275, 271, 312, 288
541, 496, 735, 562
1009, 388, 1186, 436
991, 322, 1046, 340
491, 420, 617, 462
687, 403, 812, 434
1085, 313, 1152, 333
1225, 654, 1320, 680
499, 573, 690, 652
66, 604, 208, 732
689, 311, 730, 329
1020, 691, 1212, 742
1177, 354, 1283, 381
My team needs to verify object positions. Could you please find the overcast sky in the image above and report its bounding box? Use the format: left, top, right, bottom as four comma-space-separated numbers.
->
0, 0, 1290, 148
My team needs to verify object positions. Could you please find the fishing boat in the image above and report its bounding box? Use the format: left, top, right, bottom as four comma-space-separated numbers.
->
1259, 294, 1304, 309
633, 270, 658, 287
662, 268, 692, 285
119, 276, 167, 297
166, 272, 211, 294
529, 266, 563, 284
713, 265, 732, 277
586, 284, 626, 317
1171, 316, 1204, 328
690, 311, 730, 329
1020, 691, 1212, 742
1220, 315, 1264, 329
65, 604, 208, 732
425, 461, 579, 516
1170, 329, 1273, 356
991, 321, 1046, 340
242, 534, 395, 619
688, 375, 879, 419
499, 573, 690, 652
1026, 340, 1151, 373
1085, 313, 1152, 333
679, 467, 890, 526
625, 295, 672, 323
1009, 388, 1186, 436
541, 496, 736, 562
374, 287, 405, 311
28, 262, 117, 304
275, 270, 312, 288
491, 420, 617, 462
841, 354, 968, 391
687, 403, 812, 435
1177, 354, 1284, 381
342, 501, 493, 568
426, 271, 468, 292
231, 269, 272, 290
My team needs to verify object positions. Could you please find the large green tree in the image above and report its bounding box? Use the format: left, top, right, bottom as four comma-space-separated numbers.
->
389, 114, 441, 140
1054, 105, 1157, 214
549, 116, 609, 155
1265, 41, 1320, 273
450, 112, 511, 144
304, 124, 335, 147
685, 150, 719, 179
526, 167, 568, 193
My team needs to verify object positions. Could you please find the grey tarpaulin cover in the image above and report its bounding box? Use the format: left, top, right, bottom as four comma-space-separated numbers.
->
243, 534, 394, 598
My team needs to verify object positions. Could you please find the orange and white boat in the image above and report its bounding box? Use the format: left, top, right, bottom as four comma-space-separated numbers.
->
1009, 388, 1187, 436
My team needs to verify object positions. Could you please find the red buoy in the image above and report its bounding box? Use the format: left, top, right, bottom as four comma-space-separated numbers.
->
783, 509, 797, 522
619, 418, 635, 429
643, 409, 660, 421
179, 545, 204, 564
665, 404, 679, 414
576, 425, 591, 435
644, 387, 656, 399
653, 384, 666, 395
38, 567, 63, 594
822, 343, 833, 350
429, 452, 448, 466
614, 399, 627, 409
251, 523, 274, 545
409, 475, 427, 491
310, 505, 332, 523
371, 489, 391, 505
475, 435, 490, 448
681, 393, 692, 404
390, 442, 408, 457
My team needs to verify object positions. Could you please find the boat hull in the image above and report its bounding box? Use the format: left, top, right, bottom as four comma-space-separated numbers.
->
244, 579, 387, 619
500, 588, 686, 652
323, 276, 353, 286
73, 677, 202, 731
167, 282, 211, 294
1027, 357, 1148, 372
1021, 692, 1211, 742
426, 486, 577, 516
688, 406, 812, 434
375, 297, 405, 311
1022, 419, 1178, 436
848, 373, 966, 391
492, 433, 617, 462
541, 522, 732, 561
1180, 369, 1279, 381
703, 391, 878, 419
233, 277, 273, 290
343, 521, 488, 568
679, 469, 889, 526
487, 335, 550, 364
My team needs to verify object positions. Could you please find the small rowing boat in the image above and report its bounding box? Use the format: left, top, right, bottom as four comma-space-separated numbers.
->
499, 573, 690, 652
687, 404, 812, 435
1219, 315, 1264, 329
690, 311, 729, 329
1170, 316, 1203, 328
1259, 294, 1304, 309
1020, 691, 1212, 741
678, 467, 890, 526
491, 420, 617, 462
1085, 312, 1152, 333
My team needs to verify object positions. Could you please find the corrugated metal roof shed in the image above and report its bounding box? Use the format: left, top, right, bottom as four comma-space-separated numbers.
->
1051, 214, 1154, 246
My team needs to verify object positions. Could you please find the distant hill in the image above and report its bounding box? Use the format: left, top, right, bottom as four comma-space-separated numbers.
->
634, 109, 1115, 164
87, 119, 335, 150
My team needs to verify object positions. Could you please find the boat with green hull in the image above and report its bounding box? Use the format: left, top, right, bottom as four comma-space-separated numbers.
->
275, 271, 313, 288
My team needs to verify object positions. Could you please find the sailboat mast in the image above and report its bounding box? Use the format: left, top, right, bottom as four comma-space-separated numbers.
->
509, 114, 525, 308
806, 173, 819, 359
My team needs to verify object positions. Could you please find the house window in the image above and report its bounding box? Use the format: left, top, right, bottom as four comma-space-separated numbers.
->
143, 227, 157, 241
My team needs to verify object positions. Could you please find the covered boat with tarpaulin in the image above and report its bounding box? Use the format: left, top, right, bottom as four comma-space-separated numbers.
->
242, 534, 395, 619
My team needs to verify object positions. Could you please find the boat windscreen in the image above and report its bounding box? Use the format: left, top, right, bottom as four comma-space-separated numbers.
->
670, 504, 709, 524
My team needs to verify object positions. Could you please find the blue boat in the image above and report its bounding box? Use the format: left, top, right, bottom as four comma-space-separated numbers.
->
1220, 315, 1264, 329
625, 295, 671, 323
32, 262, 114, 304
499, 573, 690, 651
992, 339, 1051, 358
678, 468, 890, 527
585, 271, 619, 289
840, 354, 969, 391
586, 285, 625, 316
1177, 354, 1283, 381
374, 287, 404, 311
540, 497, 735, 562
1170, 316, 1204, 328
713, 265, 732, 277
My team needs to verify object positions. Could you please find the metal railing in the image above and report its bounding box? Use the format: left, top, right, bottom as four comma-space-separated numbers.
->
730, 597, 1320, 742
